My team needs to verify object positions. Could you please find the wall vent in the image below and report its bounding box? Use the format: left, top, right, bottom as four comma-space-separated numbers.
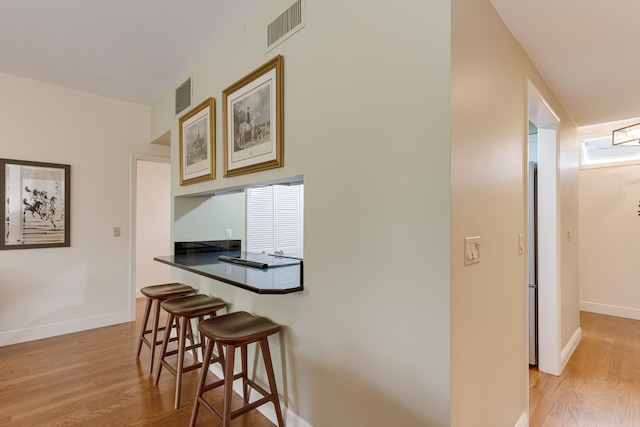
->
266, 0, 305, 52
175, 77, 192, 116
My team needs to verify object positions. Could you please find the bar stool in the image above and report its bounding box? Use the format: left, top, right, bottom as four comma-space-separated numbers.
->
155, 294, 227, 409
136, 283, 195, 374
189, 311, 284, 427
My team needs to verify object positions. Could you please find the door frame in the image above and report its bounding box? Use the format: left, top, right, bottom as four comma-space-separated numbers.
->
526, 80, 562, 376
128, 153, 170, 321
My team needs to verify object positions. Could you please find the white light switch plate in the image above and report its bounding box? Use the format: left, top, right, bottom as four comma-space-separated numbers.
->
464, 236, 481, 266
518, 233, 524, 255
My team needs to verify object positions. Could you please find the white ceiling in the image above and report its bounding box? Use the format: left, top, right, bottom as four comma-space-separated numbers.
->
0, 1, 635, 126
0, 0, 261, 106
490, 0, 640, 126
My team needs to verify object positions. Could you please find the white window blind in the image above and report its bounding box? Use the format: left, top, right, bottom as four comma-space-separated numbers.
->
246, 184, 303, 257
246, 186, 275, 253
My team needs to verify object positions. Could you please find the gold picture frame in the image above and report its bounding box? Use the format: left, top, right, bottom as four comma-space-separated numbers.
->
179, 97, 215, 185
223, 55, 283, 177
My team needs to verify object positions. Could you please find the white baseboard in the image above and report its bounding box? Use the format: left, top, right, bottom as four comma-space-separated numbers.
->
0, 311, 131, 347
580, 301, 640, 321
207, 363, 312, 427
560, 326, 581, 372
515, 411, 528, 427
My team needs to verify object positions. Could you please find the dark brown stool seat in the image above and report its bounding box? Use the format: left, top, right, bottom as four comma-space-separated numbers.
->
155, 294, 227, 409
189, 311, 284, 427
136, 283, 195, 374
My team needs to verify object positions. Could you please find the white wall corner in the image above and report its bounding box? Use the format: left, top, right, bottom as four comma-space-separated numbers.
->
580, 301, 640, 321
207, 363, 312, 427
560, 326, 582, 372
515, 411, 529, 427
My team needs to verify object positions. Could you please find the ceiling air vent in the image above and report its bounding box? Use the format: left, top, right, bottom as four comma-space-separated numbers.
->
175, 77, 192, 116
266, 0, 305, 53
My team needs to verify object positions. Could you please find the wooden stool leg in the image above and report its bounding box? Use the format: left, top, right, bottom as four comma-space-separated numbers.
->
186, 318, 198, 362
215, 342, 226, 369
222, 344, 236, 427
260, 337, 284, 427
197, 316, 206, 359
175, 315, 188, 409
190, 339, 215, 427
136, 297, 152, 358
154, 313, 175, 385
241, 343, 249, 403
148, 299, 162, 375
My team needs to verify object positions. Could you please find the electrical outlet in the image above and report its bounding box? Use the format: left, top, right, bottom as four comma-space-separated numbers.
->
225, 229, 232, 239
113, 227, 121, 237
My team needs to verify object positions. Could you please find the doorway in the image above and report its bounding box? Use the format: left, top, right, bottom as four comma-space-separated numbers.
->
527, 81, 561, 376
129, 154, 171, 321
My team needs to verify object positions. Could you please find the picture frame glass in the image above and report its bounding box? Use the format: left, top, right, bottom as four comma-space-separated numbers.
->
228, 71, 277, 166
2, 159, 70, 249
183, 108, 211, 178
179, 97, 215, 186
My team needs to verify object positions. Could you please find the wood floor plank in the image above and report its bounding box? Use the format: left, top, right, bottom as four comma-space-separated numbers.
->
0, 298, 276, 426
530, 311, 640, 427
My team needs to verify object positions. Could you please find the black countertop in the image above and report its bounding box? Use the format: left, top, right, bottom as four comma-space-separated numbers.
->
154, 250, 303, 294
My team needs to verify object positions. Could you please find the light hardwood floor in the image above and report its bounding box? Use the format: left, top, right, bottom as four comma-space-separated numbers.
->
530, 311, 640, 427
0, 298, 275, 426
2, 303, 637, 426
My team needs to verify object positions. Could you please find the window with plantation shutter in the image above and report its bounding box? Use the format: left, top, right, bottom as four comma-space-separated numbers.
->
246, 184, 304, 258
246, 186, 275, 253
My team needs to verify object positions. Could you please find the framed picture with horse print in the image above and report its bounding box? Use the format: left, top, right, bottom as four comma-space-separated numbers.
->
222, 55, 284, 177
0, 158, 70, 250
179, 97, 215, 185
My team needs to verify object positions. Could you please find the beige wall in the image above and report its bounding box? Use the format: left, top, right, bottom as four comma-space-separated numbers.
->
579, 163, 640, 319
0, 72, 169, 345
153, 0, 451, 425
451, 0, 579, 425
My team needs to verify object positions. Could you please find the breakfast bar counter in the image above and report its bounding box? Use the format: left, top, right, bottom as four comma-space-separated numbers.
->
154, 240, 303, 294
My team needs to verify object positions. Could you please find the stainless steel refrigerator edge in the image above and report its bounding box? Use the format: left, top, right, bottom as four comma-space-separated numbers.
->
528, 161, 538, 365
